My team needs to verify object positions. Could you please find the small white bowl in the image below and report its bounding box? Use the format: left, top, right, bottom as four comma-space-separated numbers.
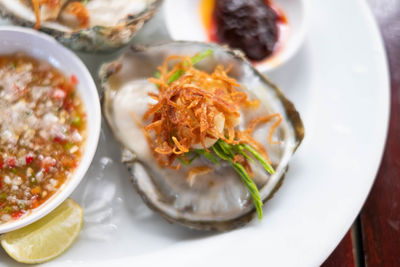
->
0, 26, 101, 234
163, 0, 308, 73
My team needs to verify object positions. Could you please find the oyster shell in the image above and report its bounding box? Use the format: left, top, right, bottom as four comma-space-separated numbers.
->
0, 0, 162, 52
100, 42, 304, 231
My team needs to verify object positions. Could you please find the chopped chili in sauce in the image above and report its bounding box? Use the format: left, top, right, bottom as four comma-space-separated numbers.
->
0, 53, 86, 223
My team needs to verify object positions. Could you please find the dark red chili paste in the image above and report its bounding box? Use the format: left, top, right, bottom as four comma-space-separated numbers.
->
212, 0, 285, 61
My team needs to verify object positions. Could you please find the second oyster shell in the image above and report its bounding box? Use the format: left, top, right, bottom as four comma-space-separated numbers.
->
0, 0, 162, 52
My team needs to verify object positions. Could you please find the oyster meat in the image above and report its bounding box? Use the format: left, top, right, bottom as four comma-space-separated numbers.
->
101, 42, 304, 231
0, 0, 162, 52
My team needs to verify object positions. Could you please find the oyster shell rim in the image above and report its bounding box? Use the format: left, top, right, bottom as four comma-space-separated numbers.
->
124, 152, 288, 231
0, 0, 163, 52
99, 41, 305, 231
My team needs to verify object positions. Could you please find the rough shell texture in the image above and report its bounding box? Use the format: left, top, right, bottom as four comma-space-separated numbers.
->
100, 41, 304, 231
0, 0, 162, 52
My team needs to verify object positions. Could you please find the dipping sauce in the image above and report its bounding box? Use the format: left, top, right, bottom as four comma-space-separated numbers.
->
0, 54, 86, 223
201, 0, 287, 62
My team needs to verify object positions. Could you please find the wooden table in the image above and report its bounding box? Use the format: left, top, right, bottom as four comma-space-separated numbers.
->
322, 0, 400, 266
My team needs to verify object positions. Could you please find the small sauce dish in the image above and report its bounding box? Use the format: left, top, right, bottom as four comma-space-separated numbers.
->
163, 0, 308, 72
0, 26, 101, 234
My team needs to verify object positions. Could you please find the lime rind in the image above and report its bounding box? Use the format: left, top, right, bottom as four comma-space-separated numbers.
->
1, 199, 83, 264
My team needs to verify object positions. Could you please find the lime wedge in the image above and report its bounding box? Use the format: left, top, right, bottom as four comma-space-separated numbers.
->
1, 199, 83, 264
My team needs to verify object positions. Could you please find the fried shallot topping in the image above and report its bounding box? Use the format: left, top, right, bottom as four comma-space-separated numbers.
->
32, 0, 89, 29
144, 54, 282, 170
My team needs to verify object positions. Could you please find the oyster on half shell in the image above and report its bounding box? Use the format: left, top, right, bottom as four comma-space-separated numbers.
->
100, 42, 304, 231
0, 0, 162, 52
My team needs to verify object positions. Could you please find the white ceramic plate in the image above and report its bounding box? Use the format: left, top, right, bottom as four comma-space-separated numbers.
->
0, 0, 389, 266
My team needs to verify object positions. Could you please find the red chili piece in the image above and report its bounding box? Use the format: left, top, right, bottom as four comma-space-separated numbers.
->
70, 74, 78, 85
12, 210, 24, 219
53, 136, 64, 143
6, 158, 16, 168
26, 155, 34, 164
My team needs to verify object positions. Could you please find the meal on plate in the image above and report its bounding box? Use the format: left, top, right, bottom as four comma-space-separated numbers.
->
0, 53, 86, 224
0, 0, 161, 51
201, 0, 287, 61
102, 42, 304, 230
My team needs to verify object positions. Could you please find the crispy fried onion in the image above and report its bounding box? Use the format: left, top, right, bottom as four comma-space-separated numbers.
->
187, 166, 212, 187
33, 0, 61, 29
143, 55, 282, 169
236, 113, 282, 164
32, 0, 89, 29
32, 0, 41, 29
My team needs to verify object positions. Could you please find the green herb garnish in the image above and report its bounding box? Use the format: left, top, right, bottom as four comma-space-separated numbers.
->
30, 177, 37, 185
194, 149, 219, 164
233, 144, 254, 163
231, 161, 263, 219
0, 193, 7, 201
64, 142, 73, 150
189, 49, 214, 65
240, 144, 275, 174
178, 153, 198, 166
154, 49, 214, 85
178, 147, 220, 165
19, 202, 25, 210
179, 139, 275, 220
71, 116, 82, 127
212, 139, 267, 220
167, 69, 185, 84
4, 206, 12, 213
